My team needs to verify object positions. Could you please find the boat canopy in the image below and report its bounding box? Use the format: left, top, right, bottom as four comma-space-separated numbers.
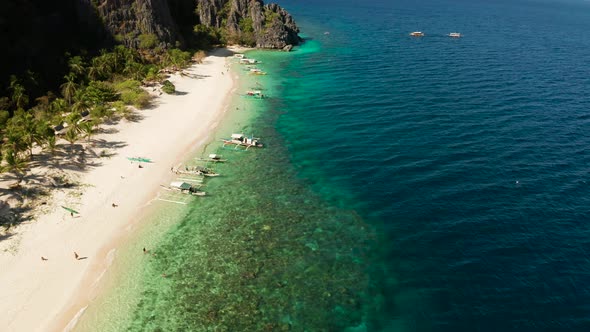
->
170, 181, 192, 190
209, 154, 219, 159
231, 133, 244, 139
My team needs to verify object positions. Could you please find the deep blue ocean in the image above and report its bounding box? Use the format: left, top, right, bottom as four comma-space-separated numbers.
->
272, 0, 590, 330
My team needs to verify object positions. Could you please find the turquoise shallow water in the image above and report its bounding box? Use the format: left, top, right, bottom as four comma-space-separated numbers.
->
78, 0, 590, 331
119, 51, 378, 331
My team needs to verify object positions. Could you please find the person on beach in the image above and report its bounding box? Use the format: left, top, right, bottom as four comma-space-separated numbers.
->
41, 256, 48, 261
112, 203, 118, 207
74, 252, 79, 260
70, 212, 74, 217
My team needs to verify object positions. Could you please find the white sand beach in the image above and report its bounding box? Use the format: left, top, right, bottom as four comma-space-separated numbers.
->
0, 49, 237, 332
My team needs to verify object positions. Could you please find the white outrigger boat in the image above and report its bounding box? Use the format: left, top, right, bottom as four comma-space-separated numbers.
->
249, 68, 267, 75
168, 181, 206, 196
240, 58, 260, 65
196, 154, 227, 163
410, 31, 425, 37
173, 165, 219, 177
244, 90, 265, 99
448, 32, 461, 38
222, 133, 263, 149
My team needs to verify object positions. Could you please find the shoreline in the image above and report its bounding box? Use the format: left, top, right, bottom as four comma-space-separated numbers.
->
0, 48, 240, 332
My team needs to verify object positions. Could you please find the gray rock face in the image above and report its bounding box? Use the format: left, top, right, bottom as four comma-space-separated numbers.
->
93, 0, 300, 49
95, 0, 181, 48
195, 0, 301, 49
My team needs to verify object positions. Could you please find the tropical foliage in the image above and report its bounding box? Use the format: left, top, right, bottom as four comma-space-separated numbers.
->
161, 80, 176, 94
0, 40, 197, 178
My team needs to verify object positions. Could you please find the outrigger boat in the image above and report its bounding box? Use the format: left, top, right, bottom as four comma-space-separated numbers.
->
173, 165, 219, 177
448, 32, 461, 38
222, 133, 263, 149
240, 58, 260, 65
168, 181, 205, 196
196, 154, 227, 163
244, 90, 265, 99
249, 68, 267, 75
410, 31, 425, 37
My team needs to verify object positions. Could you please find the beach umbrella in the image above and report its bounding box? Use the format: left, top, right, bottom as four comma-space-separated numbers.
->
61, 206, 79, 214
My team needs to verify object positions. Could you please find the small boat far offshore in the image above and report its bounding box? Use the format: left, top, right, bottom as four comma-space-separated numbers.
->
410, 31, 425, 37
449, 32, 462, 38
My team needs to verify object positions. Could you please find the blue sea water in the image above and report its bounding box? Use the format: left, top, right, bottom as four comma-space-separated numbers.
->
79, 0, 590, 331
273, 0, 590, 330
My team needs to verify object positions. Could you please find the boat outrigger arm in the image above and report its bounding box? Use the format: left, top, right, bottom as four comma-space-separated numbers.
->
221, 133, 263, 150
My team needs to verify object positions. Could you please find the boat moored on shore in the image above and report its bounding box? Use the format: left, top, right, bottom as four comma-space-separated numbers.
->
168, 181, 206, 196
240, 58, 260, 65
222, 134, 263, 149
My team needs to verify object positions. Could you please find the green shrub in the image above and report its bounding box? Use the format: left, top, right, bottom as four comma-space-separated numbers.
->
114, 79, 141, 91
84, 81, 117, 105
115, 79, 151, 108
138, 33, 159, 49
162, 80, 175, 94
166, 49, 192, 69
0, 110, 10, 127
119, 92, 147, 108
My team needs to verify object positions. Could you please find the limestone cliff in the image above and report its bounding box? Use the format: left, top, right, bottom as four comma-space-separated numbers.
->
195, 0, 301, 48
1, 0, 300, 97
95, 0, 301, 49
94, 0, 181, 48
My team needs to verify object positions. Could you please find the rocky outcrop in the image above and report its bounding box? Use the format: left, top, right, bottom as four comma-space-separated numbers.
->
195, 0, 301, 49
1, 0, 300, 97
95, 0, 182, 48
91, 0, 301, 50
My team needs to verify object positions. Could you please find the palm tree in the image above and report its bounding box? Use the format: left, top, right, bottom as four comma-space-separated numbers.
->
9, 76, 29, 110
65, 112, 82, 136
43, 135, 58, 156
60, 73, 79, 105
49, 98, 68, 115
80, 121, 94, 142
64, 127, 79, 146
1, 149, 28, 182
88, 55, 111, 80
68, 56, 86, 80
4, 111, 32, 158
71, 90, 90, 114
123, 61, 146, 81
3, 130, 26, 158
16, 112, 37, 158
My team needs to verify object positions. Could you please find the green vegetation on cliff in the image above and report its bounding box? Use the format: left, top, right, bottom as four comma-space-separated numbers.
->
0, 0, 301, 190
